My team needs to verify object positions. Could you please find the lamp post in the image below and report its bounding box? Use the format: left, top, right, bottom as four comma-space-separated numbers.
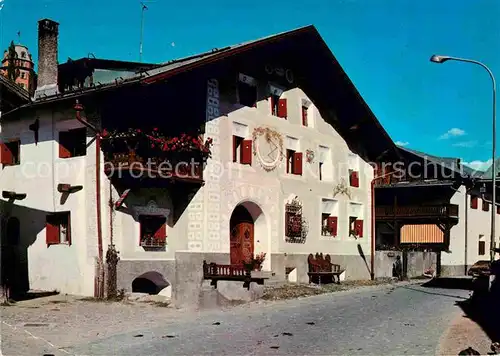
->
430, 54, 497, 270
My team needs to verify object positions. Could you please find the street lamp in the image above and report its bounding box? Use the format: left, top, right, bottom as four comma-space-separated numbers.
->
430, 54, 497, 264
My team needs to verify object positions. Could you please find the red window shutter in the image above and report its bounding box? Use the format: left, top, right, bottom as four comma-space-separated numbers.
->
59, 143, 70, 158
471, 196, 478, 209
327, 216, 338, 236
46, 219, 60, 245
1, 143, 12, 165
483, 200, 489, 211
302, 106, 308, 126
154, 220, 167, 240
270, 95, 275, 115
293, 152, 303, 175
497, 206, 500, 214
232, 136, 238, 162
350, 171, 359, 187
240, 140, 252, 165
355, 219, 364, 237
277, 98, 287, 118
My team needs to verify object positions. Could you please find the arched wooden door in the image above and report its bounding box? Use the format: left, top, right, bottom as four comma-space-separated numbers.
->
230, 206, 254, 265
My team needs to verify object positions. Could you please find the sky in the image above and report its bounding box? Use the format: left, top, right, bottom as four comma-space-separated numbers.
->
1, 0, 499, 171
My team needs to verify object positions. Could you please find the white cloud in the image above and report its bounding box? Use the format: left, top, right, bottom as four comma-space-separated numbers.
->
395, 141, 409, 147
462, 159, 492, 172
439, 128, 466, 140
452, 140, 477, 148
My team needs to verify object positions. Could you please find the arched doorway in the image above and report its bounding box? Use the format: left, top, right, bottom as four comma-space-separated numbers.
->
230, 205, 254, 265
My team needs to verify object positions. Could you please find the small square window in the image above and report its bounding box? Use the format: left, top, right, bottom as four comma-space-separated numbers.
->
59, 128, 87, 158
46, 212, 71, 246
139, 215, 167, 248
286, 149, 302, 175
1, 140, 21, 166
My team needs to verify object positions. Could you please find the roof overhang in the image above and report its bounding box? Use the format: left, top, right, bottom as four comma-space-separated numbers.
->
0, 25, 399, 162
0, 76, 30, 112
376, 180, 455, 189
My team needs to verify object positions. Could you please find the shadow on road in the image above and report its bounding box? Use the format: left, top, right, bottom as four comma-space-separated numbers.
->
402, 285, 469, 300
421, 277, 474, 290
454, 273, 500, 345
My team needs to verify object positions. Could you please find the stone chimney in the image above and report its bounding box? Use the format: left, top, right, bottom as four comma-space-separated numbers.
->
35, 18, 59, 98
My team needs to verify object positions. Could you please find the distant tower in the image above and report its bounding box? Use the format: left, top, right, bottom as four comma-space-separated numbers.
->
0, 43, 35, 92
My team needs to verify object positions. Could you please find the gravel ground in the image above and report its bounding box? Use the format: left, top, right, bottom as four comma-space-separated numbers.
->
60, 282, 469, 356
0, 279, 472, 356
0, 293, 185, 355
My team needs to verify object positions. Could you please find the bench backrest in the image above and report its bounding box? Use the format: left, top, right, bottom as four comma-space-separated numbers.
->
307, 253, 341, 273
203, 260, 246, 277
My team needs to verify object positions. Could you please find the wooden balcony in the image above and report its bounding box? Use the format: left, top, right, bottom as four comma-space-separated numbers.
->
101, 129, 211, 187
375, 204, 459, 221
103, 152, 205, 185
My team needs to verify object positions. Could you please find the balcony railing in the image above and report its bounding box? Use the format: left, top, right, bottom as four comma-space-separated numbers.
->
104, 152, 205, 182
101, 129, 211, 184
376, 204, 459, 220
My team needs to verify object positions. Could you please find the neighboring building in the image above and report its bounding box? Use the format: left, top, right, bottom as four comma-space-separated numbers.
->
1, 43, 35, 93
374, 146, 499, 277
0, 19, 399, 304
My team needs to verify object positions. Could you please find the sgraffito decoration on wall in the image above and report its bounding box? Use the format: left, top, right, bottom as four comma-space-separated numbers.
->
252, 126, 284, 172
305, 149, 315, 164
333, 178, 351, 199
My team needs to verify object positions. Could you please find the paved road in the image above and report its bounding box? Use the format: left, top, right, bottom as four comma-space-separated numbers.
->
64, 283, 471, 356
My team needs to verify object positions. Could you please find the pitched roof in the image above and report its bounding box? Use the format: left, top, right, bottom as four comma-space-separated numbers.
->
479, 158, 500, 179
1, 25, 399, 162
398, 146, 483, 178
0, 75, 30, 112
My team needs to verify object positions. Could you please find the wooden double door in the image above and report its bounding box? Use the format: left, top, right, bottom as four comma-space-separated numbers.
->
230, 206, 254, 265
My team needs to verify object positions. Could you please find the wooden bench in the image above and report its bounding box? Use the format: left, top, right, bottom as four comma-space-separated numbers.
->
307, 253, 344, 285
202, 261, 269, 290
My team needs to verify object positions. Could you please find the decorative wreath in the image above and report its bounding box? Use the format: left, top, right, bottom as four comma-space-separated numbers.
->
305, 149, 315, 163
333, 178, 351, 199
252, 127, 284, 172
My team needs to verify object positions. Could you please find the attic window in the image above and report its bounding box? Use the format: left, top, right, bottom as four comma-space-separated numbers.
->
237, 73, 257, 107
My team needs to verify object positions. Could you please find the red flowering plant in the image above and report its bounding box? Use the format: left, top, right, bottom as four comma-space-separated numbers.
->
101, 128, 213, 160
243, 252, 266, 272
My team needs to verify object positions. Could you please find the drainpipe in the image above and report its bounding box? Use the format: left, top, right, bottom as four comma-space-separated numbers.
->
74, 101, 104, 298
109, 181, 114, 246
371, 179, 376, 281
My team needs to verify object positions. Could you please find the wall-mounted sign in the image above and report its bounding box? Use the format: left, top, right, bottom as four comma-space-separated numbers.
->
265, 64, 294, 84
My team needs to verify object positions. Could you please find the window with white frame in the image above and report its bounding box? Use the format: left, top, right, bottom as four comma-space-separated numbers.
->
348, 152, 360, 188
285, 136, 302, 175
269, 84, 287, 119
301, 99, 313, 127
348, 202, 364, 238
321, 198, 338, 237
318, 145, 331, 181
231, 122, 251, 165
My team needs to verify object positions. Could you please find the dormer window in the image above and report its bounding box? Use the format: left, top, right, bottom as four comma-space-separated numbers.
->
237, 73, 257, 107
269, 84, 287, 119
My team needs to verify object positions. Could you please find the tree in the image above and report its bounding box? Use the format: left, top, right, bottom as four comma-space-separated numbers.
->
6, 41, 19, 82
